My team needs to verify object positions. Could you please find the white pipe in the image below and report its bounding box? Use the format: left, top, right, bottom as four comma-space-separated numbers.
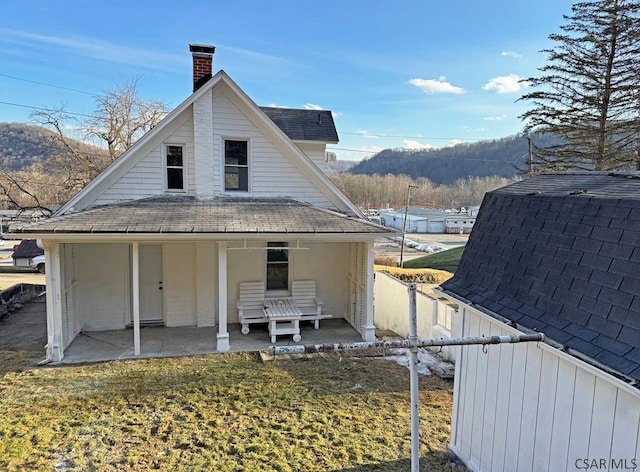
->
269, 333, 545, 355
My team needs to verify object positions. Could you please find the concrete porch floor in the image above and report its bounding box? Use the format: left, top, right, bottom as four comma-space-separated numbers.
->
60, 318, 363, 364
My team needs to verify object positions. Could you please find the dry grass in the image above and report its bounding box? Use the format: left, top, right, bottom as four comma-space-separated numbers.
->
0, 353, 463, 471
374, 265, 452, 285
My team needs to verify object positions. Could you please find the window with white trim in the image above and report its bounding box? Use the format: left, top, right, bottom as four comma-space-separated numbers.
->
165, 145, 185, 191
224, 140, 248, 191
266, 242, 289, 291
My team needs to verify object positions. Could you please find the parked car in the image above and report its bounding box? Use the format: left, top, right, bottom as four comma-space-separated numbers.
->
30, 254, 45, 273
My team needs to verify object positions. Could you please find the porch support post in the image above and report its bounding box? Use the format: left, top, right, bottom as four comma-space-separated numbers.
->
364, 241, 376, 342
132, 242, 141, 356
43, 241, 64, 362
217, 241, 230, 351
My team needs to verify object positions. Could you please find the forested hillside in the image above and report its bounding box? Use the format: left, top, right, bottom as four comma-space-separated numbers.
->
348, 133, 557, 184
0, 122, 104, 171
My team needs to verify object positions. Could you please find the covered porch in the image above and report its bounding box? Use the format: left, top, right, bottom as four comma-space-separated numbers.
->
60, 318, 363, 364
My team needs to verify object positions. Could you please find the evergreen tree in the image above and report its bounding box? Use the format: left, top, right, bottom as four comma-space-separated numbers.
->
520, 0, 640, 171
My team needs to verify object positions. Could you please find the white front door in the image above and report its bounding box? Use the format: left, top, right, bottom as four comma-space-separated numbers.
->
138, 244, 163, 324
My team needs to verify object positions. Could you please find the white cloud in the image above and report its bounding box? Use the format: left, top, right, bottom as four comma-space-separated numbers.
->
482, 74, 529, 94
304, 103, 323, 110
447, 139, 463, 147
0, 27, 185, 70
403, 140, 434, 151
484, 114, 507, 121
501, 51, 522, 59
408, 76, 465, 94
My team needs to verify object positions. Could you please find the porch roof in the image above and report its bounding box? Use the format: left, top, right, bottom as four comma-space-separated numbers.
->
12, 196, 395, 236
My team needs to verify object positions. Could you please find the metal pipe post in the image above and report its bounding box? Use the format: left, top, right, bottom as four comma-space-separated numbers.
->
408, 282, 419, 471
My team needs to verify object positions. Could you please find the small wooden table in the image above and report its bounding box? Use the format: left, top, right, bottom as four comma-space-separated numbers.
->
264, 298, 302, 344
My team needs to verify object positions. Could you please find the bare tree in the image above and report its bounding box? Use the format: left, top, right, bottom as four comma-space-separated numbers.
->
520, 0, 640, 172
1, 79, 169, 212
85, 78, 169, 162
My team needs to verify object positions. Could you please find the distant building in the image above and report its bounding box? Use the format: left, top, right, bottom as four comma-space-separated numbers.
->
380, 208, 475, 234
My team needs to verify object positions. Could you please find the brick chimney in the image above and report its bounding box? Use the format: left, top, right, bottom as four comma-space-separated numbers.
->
189, 43, 215, 92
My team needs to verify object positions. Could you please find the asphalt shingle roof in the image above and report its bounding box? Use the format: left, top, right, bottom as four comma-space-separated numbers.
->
260, 107, 339, 143
12, 196, 392, 235
440, 172, 640, 382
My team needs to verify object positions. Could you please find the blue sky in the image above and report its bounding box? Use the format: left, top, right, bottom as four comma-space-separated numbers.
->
0, 0, 574, 161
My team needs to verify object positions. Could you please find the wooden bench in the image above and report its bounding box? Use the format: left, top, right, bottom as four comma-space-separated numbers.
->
237, 281, 267, 334
292, 280, 332, 329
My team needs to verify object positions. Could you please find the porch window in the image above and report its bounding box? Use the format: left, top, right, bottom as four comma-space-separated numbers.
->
266, 242, 289, 291
166, 145, 185, 190
224, 140, 248, 191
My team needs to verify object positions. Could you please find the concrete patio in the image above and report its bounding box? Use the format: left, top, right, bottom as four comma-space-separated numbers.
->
60, 318, 364, 364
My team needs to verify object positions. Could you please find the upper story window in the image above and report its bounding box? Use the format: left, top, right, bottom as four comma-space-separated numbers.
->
166, 145, 185, 191
224, 140, 248, 191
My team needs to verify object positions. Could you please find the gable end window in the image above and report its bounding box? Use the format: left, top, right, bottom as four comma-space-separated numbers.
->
266, 242, 289, 291
166, 145, 185, 191
224, 140, 248, 191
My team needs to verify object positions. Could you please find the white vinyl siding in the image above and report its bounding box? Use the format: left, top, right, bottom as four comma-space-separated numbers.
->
210, 88, 333, 207
451, 307, 640, 472
92, 112, 195, 206
295, 142, 327, 166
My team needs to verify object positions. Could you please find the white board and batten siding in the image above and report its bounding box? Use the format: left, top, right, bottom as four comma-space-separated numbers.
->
451, 306, 640, 472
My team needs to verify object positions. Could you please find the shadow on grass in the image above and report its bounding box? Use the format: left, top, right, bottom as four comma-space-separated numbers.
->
276, 354, 453, 396
0, 350, 43, 375
331, 451, 467, 471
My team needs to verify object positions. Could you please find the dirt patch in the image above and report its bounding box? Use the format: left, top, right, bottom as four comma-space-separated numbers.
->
0, 271, 45, 290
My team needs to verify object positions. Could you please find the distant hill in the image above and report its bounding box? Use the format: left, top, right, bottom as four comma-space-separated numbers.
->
0, 122, 105, 171
319, 160, 357, 173
349, 133, 558, 185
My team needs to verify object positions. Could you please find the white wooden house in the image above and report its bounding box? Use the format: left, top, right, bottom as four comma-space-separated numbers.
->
12, 44, 394, 362
438, 173, 640, 472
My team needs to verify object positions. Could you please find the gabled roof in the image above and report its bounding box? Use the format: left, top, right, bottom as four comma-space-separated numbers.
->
13, 196, 393, 237
260, 107, 338, 143
440, 172, 640, 383
56, 70, 362, 219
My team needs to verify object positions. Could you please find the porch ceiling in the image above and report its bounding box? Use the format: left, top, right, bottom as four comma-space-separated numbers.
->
13, 196, 394, 236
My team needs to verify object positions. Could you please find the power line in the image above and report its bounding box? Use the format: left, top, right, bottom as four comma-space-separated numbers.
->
0, 100, 95, 118
0, 73, 94, 96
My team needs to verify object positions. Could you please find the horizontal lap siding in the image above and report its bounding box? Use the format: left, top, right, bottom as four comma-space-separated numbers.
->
92, 112, 194, 206
295, 142, 327, 166
452, 309, 640, 472
75, 244, 129, 330
211, 90, 333, 207
93, 148, 162, 205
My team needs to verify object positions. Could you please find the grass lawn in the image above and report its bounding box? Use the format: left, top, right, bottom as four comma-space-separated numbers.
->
402, 246, 465, 272
0, 351, 463, 471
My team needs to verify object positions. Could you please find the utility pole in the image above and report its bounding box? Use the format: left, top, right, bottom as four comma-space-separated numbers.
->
399, 184, 418, 268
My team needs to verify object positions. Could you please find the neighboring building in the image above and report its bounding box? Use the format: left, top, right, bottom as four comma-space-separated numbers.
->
438, 172, 640, 472
380, 208, 475, 234
11, 44, 394, 362
11, 239, 44, 268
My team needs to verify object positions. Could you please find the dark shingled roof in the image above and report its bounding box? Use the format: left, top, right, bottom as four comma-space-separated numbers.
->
440, 172, 640, 382
12, 196, 393, 235
260, 107, 339, 143
11, 239, 44, 259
